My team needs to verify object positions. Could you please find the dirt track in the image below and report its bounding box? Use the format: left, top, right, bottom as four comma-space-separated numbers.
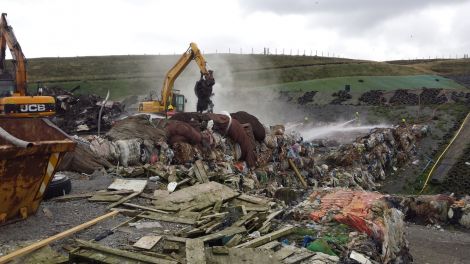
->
407, 224, 470, 264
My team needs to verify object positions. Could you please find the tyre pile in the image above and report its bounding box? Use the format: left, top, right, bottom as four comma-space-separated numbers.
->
389, 89, 419, 105
442, 145, 470, 196
358, 90, 386, 105
297, 91, 317, 105
419, 88, 448, 104
451, 91, 470, 104
330, 90, 352, 104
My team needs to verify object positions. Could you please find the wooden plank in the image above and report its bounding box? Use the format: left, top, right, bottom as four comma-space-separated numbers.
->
0, 211, 119, 263
186, 239, 206, 264
108, 179, 147, 192
283, 251, 314, 264
89, 194, 123, 202
107, 192, 140, 209
194, 160, 209, 183
257, 241, 281, 250
133, 235, 162, 250
138, 211, 196, 225
288, 159, 308, 188
232, 211, 257, 227
164, 235, 189, 243
52, 190, 133, 202
273, 246, 296, 260
76, 239, 176, 264
199, 226, 246, 242
200, 212, 227, 219
235, 226, 295, 248
237, 194, 269, 205
244, 206, 269, 212
123, 202, 170, 214
225, 234, 243, 247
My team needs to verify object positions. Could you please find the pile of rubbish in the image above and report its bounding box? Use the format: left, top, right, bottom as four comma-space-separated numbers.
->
43, 86, 124, 133
60, 112, 429, 194
7, 106, 470, 263
315, 124, 428, 190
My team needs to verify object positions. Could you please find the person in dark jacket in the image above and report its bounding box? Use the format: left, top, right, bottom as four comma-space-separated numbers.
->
195, 70, 215, 113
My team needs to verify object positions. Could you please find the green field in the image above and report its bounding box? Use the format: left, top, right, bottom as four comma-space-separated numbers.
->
269, 75, 465, 92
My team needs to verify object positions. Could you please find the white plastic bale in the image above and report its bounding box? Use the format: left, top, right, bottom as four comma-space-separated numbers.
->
116, 139, 142, 167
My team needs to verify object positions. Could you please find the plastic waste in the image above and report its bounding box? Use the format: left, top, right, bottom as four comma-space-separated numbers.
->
306, 238, 337, 256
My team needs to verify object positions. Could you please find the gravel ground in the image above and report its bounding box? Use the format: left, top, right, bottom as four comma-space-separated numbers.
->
0, 171, 124, 256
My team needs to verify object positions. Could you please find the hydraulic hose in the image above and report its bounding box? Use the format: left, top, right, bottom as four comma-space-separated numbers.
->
0, 126, 33, 148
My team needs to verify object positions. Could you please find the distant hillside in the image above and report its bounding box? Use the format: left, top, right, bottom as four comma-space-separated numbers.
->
387, 59, 470, 87
10, 54, 426, 99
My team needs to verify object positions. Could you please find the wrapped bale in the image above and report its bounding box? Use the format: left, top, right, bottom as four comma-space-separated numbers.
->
230, 111, 266, 141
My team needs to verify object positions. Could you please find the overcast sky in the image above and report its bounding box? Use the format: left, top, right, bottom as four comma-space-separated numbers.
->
2, 0, 469, 61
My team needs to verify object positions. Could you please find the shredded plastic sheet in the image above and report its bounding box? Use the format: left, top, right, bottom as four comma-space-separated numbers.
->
309, 189, 408, 264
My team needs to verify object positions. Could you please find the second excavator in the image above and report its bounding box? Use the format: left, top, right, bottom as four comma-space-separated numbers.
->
139, 42, 214, 115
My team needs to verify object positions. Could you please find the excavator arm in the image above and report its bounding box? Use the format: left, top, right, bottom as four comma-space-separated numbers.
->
140, 42, 212, 114
0, 13, 55, 117
0, 13, 27, 96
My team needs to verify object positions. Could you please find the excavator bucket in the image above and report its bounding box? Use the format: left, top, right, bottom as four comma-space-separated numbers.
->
0, 118, 75, 223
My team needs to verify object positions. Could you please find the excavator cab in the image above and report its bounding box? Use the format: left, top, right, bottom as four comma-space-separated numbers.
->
0, 72, 14, 97
172, 90, 186, 112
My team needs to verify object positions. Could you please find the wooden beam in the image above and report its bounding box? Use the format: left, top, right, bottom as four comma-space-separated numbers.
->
0, 211, 119, 263
107, 192, 140, 209
288, 159, 308, 188
76, 239, 176, 264
257, 241, 281, 250
52, 190, 133, 202
199, 226, 246, 243
138, 212, 197, 225
186, 239, 206, 264
123, 203, 170, 214
235, 226, 295, 248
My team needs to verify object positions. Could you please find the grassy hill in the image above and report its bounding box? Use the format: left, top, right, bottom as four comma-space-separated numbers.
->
12, 54, 428, 99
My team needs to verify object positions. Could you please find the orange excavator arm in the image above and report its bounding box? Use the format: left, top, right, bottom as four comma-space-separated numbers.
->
139, 42, 212, 114
0, 13, 27, 96
160, 42, 210, 110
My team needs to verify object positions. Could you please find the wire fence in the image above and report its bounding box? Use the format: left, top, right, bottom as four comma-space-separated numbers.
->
199, 47, 470, 61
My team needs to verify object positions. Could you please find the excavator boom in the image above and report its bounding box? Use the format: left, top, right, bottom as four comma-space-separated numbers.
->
0, 13, 26, 96
0, 13, 55, 117
139, 42, 212, 114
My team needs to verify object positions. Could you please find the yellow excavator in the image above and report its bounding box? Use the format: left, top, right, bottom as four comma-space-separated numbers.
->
139, 42, 213, 114
0, 13, 55, 117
